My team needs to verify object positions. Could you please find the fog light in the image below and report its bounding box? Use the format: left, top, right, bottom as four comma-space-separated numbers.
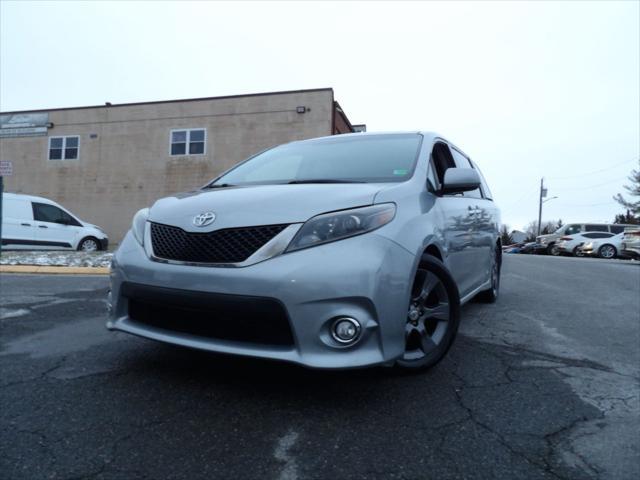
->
331, 317, 361, 344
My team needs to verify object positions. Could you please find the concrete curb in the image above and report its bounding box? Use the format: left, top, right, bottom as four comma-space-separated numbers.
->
0, 265, 110, 275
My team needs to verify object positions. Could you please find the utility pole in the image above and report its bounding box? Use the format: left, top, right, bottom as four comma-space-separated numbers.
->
537, 177, 547, 236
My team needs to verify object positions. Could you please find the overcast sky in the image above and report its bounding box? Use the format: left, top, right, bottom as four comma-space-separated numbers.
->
1, 0, 638, 231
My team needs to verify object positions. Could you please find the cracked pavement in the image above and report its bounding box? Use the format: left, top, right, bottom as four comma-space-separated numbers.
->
1, 255, 638, 479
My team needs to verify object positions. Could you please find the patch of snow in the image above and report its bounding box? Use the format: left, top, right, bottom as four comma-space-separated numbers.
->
0, 251, 113, 267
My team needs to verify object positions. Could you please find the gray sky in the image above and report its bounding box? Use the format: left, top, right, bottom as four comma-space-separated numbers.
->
1, 0, 638, 231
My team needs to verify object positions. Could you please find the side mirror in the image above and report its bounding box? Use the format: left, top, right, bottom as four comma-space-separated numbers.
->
441, 168, 481, 194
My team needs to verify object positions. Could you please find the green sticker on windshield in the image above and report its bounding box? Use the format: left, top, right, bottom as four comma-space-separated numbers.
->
393, 169, 408, 175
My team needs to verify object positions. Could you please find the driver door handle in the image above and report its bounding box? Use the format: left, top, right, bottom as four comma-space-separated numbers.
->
38, 225, 48, 229
21, 223, 31, 226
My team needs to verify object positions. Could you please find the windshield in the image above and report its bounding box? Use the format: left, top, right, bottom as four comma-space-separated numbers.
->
209, 134, 423, 186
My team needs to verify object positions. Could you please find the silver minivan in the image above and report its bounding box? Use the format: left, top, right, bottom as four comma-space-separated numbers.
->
107, 132, 501, 370
1, 193, 109, 251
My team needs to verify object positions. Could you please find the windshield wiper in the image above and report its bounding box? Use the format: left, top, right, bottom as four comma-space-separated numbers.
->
204, 183, 236, 189
287, 179, 366, 184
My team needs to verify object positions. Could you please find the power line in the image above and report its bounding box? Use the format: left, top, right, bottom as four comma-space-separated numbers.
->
547, 158, 637, 181
551, 177, 627, 191
556, 200, 618, 208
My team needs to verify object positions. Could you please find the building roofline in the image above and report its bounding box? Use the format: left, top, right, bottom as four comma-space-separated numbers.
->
0, 87, 335, 115
333, 100, 354, 132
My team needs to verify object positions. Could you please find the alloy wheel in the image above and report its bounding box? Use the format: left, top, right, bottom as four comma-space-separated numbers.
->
599, 245, 616, 259
80, 239, 99, 252
403, 270, 450, 361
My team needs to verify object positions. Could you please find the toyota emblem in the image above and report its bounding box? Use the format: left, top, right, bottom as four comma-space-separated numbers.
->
193, 212, 216, 227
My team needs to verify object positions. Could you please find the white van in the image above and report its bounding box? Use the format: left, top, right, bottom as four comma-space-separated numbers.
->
1, 193, 109, 251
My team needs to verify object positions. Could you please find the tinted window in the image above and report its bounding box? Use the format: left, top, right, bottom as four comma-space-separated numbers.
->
450, 148, 482, 199
32, 203, 80, 225
565, 225, 581, 235
584, 232, 614, 239
585, 224, 608, 232
610, 225, 624, 234
431, 142, 455, 185
211, 134, 423, 185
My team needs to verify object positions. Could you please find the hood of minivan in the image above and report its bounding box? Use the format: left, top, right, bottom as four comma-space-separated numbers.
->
149, 183, 390, 232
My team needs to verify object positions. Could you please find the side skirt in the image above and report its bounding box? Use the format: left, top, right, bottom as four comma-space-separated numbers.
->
460, 280, 491, 305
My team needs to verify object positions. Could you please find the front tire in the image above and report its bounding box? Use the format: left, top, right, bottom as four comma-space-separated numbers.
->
547, 243, 560, 256
78, 237, 100, 252
395, 255, 461, 371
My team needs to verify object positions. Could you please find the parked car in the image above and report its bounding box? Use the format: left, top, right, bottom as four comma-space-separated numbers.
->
621, 227, 640, 259
537, 222, 635, 256
556, 232, 615, 256
1, 193, 108, 251
107, 132, 501, 371
521, 242, 546, 254
579, 232, 624, 259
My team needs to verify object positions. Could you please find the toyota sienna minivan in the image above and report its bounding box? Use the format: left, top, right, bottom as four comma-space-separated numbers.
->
107, 132, 501, 370
1, 193, 109, 251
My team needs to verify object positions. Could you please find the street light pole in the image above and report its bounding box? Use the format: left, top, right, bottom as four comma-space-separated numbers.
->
537, 178, 545, 236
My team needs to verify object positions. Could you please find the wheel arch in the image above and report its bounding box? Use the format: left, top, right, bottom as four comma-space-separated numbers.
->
77, 235, 102, 251
422, 244, 443, 262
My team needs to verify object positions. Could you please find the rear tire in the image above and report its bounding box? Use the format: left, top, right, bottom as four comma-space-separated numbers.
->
395, 255, 460, 372
476, 246, 501, 303
598, 244, 617, 259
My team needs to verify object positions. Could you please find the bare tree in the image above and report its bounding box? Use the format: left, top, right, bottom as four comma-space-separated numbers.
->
613, 160, 640, 217
524, 219, 562, 242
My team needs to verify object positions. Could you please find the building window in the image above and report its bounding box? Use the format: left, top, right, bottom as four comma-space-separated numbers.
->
170, 129, 206, 156
49, 136, 80, 160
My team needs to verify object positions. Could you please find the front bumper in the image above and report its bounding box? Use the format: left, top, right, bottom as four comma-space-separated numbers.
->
107, 230, 416, 368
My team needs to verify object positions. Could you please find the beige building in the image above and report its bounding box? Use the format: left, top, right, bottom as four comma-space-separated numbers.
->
0, 88, 361, 244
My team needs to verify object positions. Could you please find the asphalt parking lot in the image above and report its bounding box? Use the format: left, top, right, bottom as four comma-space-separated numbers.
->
1, 255, 638, 480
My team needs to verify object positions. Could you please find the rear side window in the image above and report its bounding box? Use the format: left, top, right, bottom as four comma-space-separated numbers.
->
32, 202, 80, 226
584, 232, 614, 239
450, 148, 482, 199
585, 224, 608, 232
610, 225, 624, 234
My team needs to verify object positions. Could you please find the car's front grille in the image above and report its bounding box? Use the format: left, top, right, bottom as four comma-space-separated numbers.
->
123, 282, 294, 347
150, 222, 288, 264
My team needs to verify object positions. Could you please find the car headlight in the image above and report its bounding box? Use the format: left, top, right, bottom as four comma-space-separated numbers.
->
131, 208, 149, 246
286, 204, 396, 252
